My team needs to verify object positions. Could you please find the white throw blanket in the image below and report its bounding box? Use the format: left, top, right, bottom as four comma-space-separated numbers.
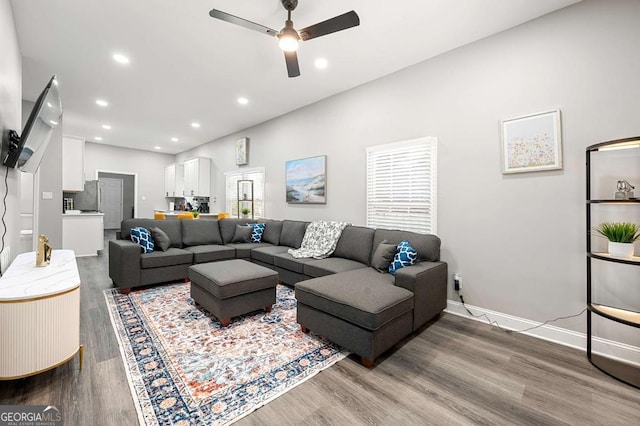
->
288, 221, 350, 259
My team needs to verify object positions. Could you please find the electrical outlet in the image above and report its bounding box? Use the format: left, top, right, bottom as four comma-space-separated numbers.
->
1, 246, 11, 274
453, 273, 461, 292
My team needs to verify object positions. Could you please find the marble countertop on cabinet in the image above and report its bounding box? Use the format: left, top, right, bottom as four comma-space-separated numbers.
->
0, 250, 80, 301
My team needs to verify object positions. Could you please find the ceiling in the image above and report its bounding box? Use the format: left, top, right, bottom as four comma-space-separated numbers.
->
11, 0, 580, 154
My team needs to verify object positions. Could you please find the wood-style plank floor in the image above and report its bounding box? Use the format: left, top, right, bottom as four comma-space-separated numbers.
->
1, 233, 639, 425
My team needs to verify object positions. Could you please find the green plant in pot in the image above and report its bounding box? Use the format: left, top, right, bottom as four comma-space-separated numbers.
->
241, 207, 251, 218
594, 222, 640, 259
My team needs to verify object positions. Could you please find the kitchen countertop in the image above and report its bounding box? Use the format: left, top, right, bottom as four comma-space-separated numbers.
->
156, 210, 217, 216
63, 212, 104, 216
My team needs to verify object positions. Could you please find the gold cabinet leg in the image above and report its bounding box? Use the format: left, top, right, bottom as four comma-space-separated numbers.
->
79, 344, 84, 370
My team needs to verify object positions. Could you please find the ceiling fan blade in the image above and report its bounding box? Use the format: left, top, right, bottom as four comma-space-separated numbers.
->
284, 51, 301, 78
209, 9, 278, 37
298, 11, 360, 41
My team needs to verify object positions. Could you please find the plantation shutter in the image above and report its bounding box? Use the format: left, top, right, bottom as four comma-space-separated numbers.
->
366, 137, 437, 234
224, 167, 265, 218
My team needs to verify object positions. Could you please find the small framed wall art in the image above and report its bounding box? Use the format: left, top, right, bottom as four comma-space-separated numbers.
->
285, 155, 326, 204
500, 109, 562, 174
235, 137, 248, 166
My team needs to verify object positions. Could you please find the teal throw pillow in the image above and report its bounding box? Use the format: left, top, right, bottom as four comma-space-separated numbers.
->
131, 227, 154, 253
246, 223, 266, 243
389, 240, 417, 275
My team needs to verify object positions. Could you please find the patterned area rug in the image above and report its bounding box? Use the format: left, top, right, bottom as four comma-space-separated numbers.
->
104, 283, 347, 425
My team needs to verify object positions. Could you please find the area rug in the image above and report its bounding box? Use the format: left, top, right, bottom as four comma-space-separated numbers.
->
104, 283, 347, 425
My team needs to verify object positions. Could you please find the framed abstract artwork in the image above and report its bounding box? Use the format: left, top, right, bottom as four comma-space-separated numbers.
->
235, 137, 248, 166
286, 155, 326, 204
501, 109, 562, 174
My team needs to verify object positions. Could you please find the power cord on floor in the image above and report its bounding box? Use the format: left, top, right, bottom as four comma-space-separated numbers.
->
459, 294, 586, 334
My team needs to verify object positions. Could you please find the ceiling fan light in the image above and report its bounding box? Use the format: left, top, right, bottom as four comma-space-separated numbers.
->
278, 34, 299, 52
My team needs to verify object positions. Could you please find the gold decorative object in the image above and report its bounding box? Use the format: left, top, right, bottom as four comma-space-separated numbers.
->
36, 234, 52, 267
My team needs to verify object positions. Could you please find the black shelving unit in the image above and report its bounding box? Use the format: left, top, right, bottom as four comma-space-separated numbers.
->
586, 136, 640, 389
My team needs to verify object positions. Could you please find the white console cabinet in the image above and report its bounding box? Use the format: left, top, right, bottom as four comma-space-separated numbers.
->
0, 250, 82, 380
183, 157, 211, 197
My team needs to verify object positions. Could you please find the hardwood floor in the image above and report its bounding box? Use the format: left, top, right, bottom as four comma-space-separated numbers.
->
2, 234, 639, 425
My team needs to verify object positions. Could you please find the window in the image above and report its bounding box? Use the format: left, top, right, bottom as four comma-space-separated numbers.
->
366, 137, 437, 234
225, 167, 265, 218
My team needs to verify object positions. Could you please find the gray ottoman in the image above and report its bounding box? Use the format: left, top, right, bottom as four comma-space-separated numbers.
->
189, 259, 279, 327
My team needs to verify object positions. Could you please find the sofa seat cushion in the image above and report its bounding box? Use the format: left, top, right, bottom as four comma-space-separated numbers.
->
140, 248, 193, 269
185, 245, 235, 264
273, 252, 316, 274
295, 268, 414, 331
225, 242, 274, 259
250, 245, 290, 265
304, 258, 368, 278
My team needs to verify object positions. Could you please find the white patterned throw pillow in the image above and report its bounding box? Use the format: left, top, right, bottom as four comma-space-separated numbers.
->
130, 227, 154, 253
246, 223, 266, 243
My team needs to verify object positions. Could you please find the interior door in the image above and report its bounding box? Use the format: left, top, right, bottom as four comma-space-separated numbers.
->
99, 177, 123, 229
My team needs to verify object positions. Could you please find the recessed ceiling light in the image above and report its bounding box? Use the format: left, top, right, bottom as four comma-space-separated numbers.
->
191, 122, 200, 128
96, 99, 109, 107
237, 97, 249, 105
52, 79, 58, 86
154, 146, 162, 150
95, 136, 103, 141
315, 58, 328, 69
113, 53, 130, 64
171, 137, 179, 142
102, 124, 112, 130
49, 120, 58, 126
47, 102, 52, 108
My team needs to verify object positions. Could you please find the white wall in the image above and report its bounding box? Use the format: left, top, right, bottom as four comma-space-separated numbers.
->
83, 142, 175, 218
176, 0, 640, 345
0, 0, 22, 269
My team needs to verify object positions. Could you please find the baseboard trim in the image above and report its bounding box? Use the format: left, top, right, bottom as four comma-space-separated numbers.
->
445, 300, 640, 367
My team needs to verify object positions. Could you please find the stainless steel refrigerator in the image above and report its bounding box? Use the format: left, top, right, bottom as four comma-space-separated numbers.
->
73, 180, 101, 211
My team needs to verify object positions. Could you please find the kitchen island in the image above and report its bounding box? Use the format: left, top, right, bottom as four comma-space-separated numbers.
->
62, 212, 104, 256
155, 210, 218, 219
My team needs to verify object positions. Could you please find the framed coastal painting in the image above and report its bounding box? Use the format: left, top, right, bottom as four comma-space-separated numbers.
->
286, 155, 326, 204
501, 109, 562, 174
235, 137, 248, 166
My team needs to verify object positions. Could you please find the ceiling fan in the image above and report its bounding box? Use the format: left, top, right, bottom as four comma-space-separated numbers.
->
209, 0, 360, 78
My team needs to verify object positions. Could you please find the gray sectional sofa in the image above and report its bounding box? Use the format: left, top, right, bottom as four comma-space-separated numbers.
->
109, 217, 447, 366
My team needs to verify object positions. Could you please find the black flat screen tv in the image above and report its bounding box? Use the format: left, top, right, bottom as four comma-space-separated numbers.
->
2, 75, 62, 173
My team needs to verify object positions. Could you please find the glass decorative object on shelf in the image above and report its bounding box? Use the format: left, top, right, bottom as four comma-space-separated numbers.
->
615, 180, 635, 199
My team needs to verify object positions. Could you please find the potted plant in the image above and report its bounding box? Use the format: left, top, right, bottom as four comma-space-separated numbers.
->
192, 211, 199, 219
594, 222, 640, 258
241, 207, 251, 218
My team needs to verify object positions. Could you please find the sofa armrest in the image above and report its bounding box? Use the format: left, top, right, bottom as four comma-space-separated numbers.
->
109, 239, 142, 288
395, 261, 448, 331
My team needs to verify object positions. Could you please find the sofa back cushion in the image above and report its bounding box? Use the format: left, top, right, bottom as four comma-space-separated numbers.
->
182, 219, 223, 246
261, 220, 283, 245
219, 218, 258, 244
332, 225, 375, 265
372, 229, 440, 263
120, 218, 183, 248
279, 220, 309, 248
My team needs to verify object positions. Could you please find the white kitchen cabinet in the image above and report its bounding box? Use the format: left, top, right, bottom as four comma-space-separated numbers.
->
164, 163, 184, 197
62, 213, 104, 256
62, 136, 85, 191
183, 157, 210, 197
